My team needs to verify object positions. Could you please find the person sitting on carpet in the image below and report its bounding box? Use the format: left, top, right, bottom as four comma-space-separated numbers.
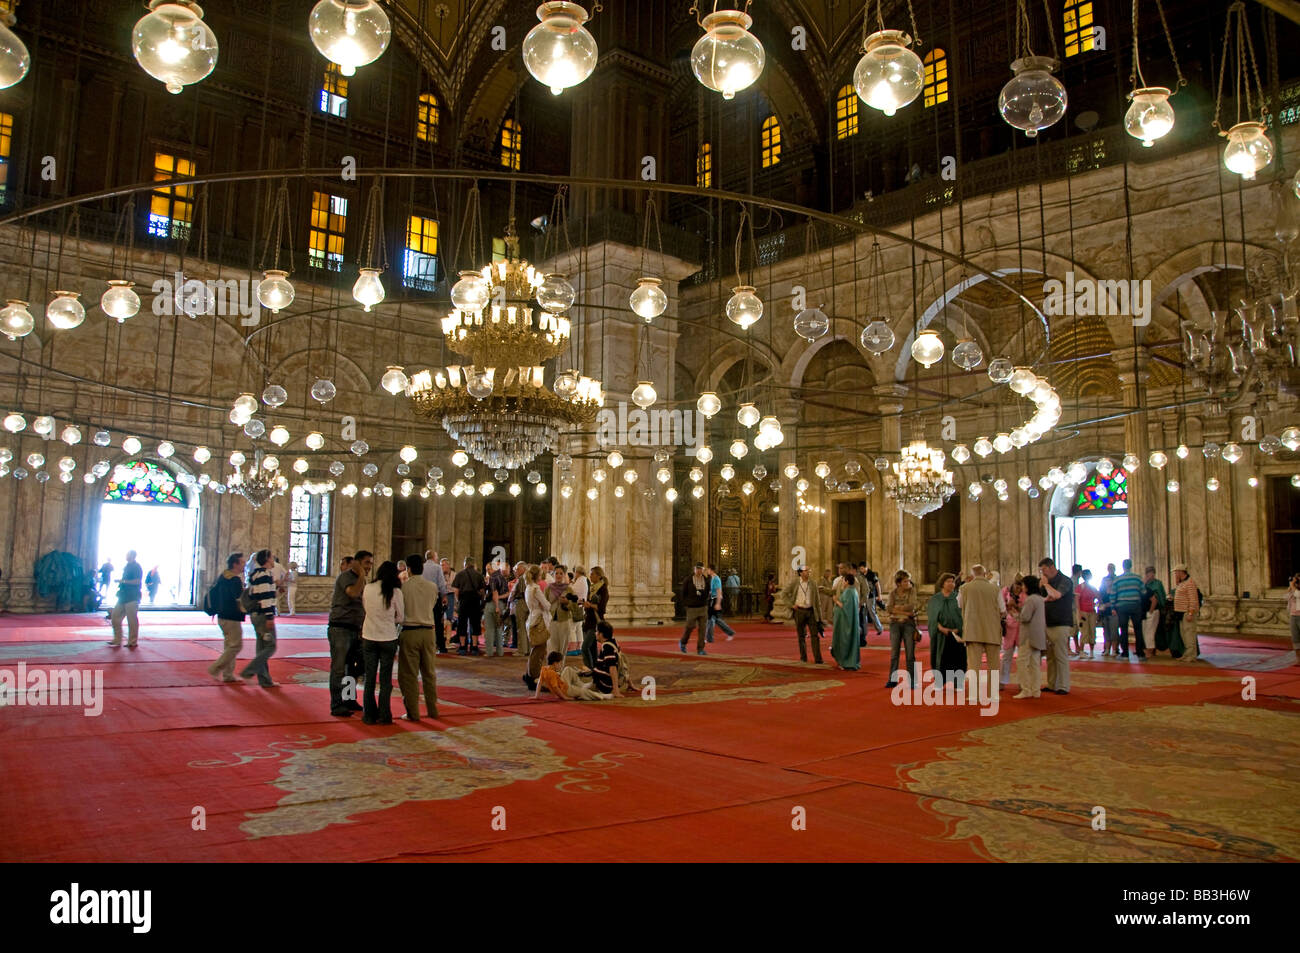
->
535, 651, 609, 701
591, 621, 625, 698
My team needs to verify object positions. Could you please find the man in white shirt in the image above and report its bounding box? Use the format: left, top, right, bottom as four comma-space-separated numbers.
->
397, 553, 439, 722
780, 567, 823, 664
270, 555, 288, 613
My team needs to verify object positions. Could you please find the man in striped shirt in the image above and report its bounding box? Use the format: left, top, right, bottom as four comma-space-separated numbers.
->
1171, 564, 1201, 660
1110, 559, 1147, 659
241, 549, 279, 687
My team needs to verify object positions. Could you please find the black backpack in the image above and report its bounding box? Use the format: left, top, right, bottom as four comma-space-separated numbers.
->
202, 578, 221, 616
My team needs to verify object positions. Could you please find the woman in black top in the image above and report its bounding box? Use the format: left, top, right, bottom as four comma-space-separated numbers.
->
590, 621, 623, 698
581, 566, 610, 668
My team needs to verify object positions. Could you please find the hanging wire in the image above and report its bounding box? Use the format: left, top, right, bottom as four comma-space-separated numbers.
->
1213, 2, 1268, 133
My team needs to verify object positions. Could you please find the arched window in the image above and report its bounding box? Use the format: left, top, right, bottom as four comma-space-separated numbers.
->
1073, 468, 1128, 512
696, 142, 713, 188
104, 461, 186, 506
417, 92, 438, 142
500, 118, 522, 170
923, 49, 949, 107
1064, 0, 1095, 57
835, 84, 858, 139
760, 115, 782, 167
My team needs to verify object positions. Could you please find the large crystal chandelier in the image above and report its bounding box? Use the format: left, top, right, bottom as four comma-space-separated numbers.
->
1183, 191, 1300, 415
227, 449, 288, 508
884, 438, 954, 518
407, 228, 603, 469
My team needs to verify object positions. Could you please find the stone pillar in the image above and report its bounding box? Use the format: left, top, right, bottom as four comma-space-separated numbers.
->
874, 384, 908, 572
1115, 348, 1155, 571
772, 398, 802, 616
545, 241, 696, 625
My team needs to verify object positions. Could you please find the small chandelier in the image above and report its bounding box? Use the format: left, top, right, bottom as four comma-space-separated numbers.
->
884, 438, 954, 518
690, 7, 764, 101
227, 449, 288, 508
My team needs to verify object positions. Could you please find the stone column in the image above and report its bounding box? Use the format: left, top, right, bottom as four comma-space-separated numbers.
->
1115, 347, 1155, 571
873, 383, 908, 572
546, 241, 696, 625
772, 398, 802, 616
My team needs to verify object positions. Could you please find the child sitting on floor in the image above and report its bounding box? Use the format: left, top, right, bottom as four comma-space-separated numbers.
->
535, 651, 610, 701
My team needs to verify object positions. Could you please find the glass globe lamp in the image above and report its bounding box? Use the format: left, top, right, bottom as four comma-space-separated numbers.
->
729, 438, 748, 459
553, 368, 580, 399
758, 416, 783, 446
1096, 457, 1115, 478
1124, 87, 1174, 147
92, 430, 111, 446
1222, 121, 1273, 181
696, 392, 721, 418
293, 458, 310, 475
814, 460, 831, 479
656, 467, 672, 484
691, 10, 764, 100
522, 2, 598, 96
860, 319, 894, 354
622, 468, 638, 485
32, 415, 54, 436
0, 7, 30, 90
999, 56, 1067, 138
1008, 366, 1038, 394
726, 285, 763, 330
46, 291, 85, 330
853, 30, 923, 116
783, 463, 799, 479
591, 467, 607, 484
1176, 443, 1191, 459
100, 281, 141, 323
796, 477, 810, 492
1220, 442, 1243, 464
631, 381, 658, 409
60, 425, 82, 446
665, 487, 679, 502
1067, 461, 1088, 484
308, 0, 391, 76
466, 368, 494, 399
736, 402, 761, 428
987, 356, 1014, 383
1121, 452, 1140, 471
973, 436, 993, 458
536, 273, 576, 313
194, 446, 211, 464
1148, 450, 1168, 469
257, 270, 294, 313
992, 432, 1013, 454
630, 277, 668, 321
399, 445, 418, 464
951, 444, 971, 464
157, 441, 175, 458
262, 384, 288, 407
695, 445, 713, 464
303, 432, 324, 452
1167, 479, 1180, 493
719, 463, 735, 481
450, 270, 490, 313
122, 436, 142, 455
692, 484, 706, 499
133, 1, 218, 95
951, 338, 983, 370
380, 365, 409, 396
26, 452, 43, 469
352, 268, 385, 312
243, 418, 265, 439
793, 307, 830, 341
310, 379, 337, 403
606, 450, 624, 468
910, 329, 944, 367
1, 299, 34, 340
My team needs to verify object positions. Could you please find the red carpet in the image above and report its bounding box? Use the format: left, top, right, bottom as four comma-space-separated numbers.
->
0, 612, 1296, 862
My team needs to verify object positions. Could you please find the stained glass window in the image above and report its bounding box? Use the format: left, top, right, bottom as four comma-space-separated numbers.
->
103, 461, 185, 506
1074, 467, 1128, 512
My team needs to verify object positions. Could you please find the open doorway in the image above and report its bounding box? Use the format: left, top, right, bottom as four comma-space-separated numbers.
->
96, 460, 200, 607
1051, 463, 1130, 577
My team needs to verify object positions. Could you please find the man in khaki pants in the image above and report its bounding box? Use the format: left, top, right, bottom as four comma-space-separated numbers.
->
396, 554, 439, 721
959, 565, 1004, 685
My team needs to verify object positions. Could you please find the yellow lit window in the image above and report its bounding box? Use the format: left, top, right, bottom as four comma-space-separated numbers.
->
320, 62, 348, 116
403, 214, 439, 289
1064, 0, 1095, 57
696, 142, 712, 188
0, 112, 12, 196
501, 118, 522, 170
760, 115, 782, 168
923, 50, 949, 107
308, 191, 347, 271
835, 84, 859, 139
417, 92, 438, 143
149, 152, 195, 239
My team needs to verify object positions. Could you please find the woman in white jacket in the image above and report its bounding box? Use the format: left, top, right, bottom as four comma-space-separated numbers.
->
522, 566, 551, 691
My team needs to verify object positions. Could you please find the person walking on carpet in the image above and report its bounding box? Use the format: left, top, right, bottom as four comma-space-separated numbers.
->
703, 564, 737, 643
886, 570, 920, 688
106, 550, 143, 649
240, 549, 279, 687
678, 563, 710, 655
206, 552, 246, 682
780, 566, 823, 664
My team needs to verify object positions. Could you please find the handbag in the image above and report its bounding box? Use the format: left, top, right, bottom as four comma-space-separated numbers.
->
527, 617, 548, 646
237, 586, 257, 615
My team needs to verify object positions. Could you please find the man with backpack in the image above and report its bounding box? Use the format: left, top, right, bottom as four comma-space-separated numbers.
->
206, 552, 247, 683
451, 556, 487, 655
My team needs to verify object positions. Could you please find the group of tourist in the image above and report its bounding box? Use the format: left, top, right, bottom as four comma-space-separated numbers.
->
774, 557, 1208, 696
